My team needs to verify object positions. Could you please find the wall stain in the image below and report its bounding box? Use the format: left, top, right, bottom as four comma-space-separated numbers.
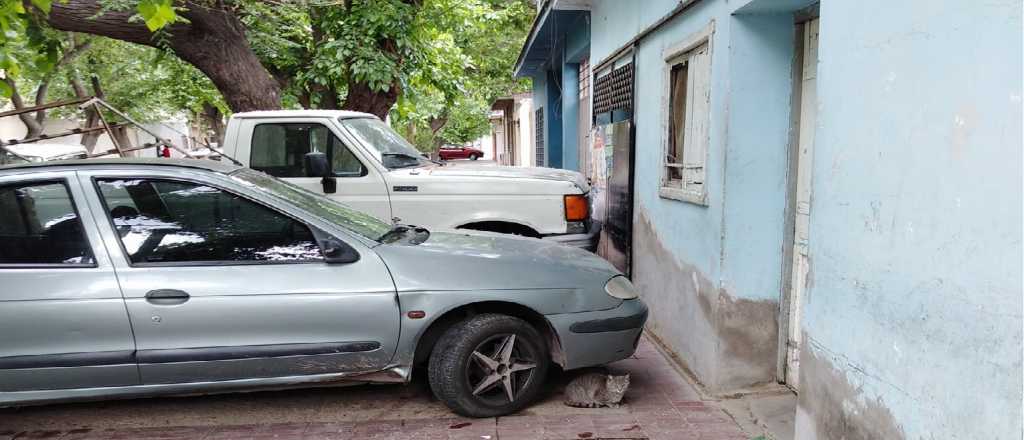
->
633, 207, 779, 393
715, 292, 780, 390
798, 341, 907, 440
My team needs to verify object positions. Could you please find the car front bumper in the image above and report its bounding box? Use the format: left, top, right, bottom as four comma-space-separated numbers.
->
542, 220, 601, 252
545, 298, 648, 370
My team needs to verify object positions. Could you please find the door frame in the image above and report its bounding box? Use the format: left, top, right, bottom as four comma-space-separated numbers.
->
777, 8, 819, 389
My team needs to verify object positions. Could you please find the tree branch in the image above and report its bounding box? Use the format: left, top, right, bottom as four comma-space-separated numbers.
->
33, 36, 93, 124
44, 0, 283, 111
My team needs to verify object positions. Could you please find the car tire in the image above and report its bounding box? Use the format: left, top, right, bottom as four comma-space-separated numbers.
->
470, 154, 479, 160
428, 314, 549, 417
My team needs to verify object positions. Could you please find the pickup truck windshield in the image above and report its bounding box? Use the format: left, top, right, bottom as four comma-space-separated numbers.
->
230, 168, 392, 241
339, 117, 430, 169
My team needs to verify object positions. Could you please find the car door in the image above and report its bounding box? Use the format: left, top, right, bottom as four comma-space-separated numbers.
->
78, 169, 400, 384
0, 171, 137, 393
235, 118, 393, 222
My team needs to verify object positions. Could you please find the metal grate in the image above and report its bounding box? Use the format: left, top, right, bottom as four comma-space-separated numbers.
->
593, 62, 634, 117
535, 108, 545, 166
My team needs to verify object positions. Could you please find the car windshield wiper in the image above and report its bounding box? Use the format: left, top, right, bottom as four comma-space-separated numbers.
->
377, 224, 430, 245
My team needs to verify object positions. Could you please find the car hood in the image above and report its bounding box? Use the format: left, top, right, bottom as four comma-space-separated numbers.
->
407, 165, 590, 193
372, 230, 621, 308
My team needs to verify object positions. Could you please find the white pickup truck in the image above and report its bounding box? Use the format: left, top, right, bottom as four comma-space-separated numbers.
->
220, 110, 599, 250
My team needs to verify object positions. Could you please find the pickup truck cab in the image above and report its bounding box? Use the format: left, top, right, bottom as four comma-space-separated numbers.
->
221, 110, 598, 250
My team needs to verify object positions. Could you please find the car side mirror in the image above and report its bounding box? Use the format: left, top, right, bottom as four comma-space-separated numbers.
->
303, 152, 337, 194
304, 152, 330, 177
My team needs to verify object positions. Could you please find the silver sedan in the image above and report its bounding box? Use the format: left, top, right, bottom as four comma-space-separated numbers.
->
0, 159, 647, 417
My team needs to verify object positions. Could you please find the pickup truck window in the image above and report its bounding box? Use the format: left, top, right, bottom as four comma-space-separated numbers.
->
251, 123, 365, 178
230, 168, 392, 241
339, 117, 429, 169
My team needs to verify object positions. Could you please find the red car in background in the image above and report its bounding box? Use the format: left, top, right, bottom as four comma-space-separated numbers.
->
438, 145, 484, 161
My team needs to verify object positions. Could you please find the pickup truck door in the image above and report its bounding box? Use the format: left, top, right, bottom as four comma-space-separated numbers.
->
77, 170, 400, 384
0, 172, 137, 393
233, 118, 393, 222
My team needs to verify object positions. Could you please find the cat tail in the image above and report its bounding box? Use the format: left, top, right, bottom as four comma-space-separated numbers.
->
564, 400, 599, 408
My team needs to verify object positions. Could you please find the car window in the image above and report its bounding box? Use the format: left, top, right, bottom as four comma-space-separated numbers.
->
229, 168, 391, 240
96, 178, 324, 265
338, 117, 429, 169
250, 123, 364, 178
0, 181, 95, 266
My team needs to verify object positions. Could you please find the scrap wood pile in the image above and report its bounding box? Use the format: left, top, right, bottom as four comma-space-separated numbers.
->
0, 97, 201, 162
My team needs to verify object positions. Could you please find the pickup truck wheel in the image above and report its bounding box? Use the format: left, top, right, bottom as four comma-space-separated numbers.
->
428, 314, 548, 417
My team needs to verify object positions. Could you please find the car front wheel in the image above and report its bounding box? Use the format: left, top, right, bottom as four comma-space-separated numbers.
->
470, 154, 479, 160
428, 314, 549, 417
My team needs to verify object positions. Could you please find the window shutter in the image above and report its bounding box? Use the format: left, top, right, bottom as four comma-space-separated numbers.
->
682, 42, 710, 188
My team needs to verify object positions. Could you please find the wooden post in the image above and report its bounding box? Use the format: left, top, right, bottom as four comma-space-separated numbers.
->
91, 102, 125, 157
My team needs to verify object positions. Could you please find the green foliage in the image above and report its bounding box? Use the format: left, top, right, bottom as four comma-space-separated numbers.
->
390, 0, 534, 151
0, 0, 532, 149
55, 39, 224, 122
136, 0, 177, 32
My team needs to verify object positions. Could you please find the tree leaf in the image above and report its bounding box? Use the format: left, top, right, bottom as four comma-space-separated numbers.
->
30, 0, 51, 14
0, 79, 12, 98
137, 0, 176, 32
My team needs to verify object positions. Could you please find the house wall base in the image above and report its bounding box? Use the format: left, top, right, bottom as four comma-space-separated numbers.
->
634, 207, 779, 394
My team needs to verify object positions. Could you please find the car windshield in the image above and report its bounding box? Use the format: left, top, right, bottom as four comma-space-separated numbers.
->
339, 117, 430, 169
230, 168, 392, 241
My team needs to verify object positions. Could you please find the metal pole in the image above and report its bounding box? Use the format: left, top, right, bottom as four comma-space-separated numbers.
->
92, 102, 125, 157
87, 99, 197, 159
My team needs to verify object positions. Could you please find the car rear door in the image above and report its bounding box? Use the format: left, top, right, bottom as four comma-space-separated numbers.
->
77, 169, 399, 385
0, 171, 137, 394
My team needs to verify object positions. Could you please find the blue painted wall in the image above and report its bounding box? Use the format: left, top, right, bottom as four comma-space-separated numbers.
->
795, 1, 1023, 438
545, 68, 563, 169
592, 0, 800, 390
590, 0, 1021, 438
518, 10, 590, 171
561, 64, 580, 171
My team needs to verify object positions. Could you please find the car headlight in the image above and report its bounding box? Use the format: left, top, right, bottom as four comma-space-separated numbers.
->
604, 276, 639, 299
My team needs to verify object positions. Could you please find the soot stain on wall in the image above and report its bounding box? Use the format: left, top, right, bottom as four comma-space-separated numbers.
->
632, 207, 779, 392
715, 292, 780, 390
798, 341, 907, 440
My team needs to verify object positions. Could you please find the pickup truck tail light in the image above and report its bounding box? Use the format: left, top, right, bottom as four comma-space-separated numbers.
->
564, 194, 589, 221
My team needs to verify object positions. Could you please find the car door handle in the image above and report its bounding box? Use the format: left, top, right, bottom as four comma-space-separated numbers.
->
145, 289, 190, 305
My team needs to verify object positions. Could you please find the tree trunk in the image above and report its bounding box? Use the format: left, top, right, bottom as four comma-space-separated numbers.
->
3, 77, 46, 138
45, 0, 282, 112
201, 102, 225, 146
341, 81, 399, 119
69, 72, 102, 153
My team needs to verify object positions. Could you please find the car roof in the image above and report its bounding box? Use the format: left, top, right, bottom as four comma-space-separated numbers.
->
0, 157, 243, 175
5, 143, 88, 158
230, 110, 377, 120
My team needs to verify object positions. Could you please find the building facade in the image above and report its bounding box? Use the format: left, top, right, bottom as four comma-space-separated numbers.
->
488, 93, 535, 167
517, 0, 1022, 438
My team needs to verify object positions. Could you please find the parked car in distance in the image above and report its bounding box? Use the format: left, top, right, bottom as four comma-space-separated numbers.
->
0, 143, 88, 165
0, 159, 647, 417
219, 111, 599, 251
438, 145, 485, 161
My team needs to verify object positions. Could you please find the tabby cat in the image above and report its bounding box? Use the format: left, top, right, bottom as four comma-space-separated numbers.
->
563, 372, 631, 408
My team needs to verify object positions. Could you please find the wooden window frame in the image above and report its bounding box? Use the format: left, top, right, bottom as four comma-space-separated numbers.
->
660, 21, 714, 206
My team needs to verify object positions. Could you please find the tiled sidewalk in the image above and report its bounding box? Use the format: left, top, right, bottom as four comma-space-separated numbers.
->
0, 337, 751, 440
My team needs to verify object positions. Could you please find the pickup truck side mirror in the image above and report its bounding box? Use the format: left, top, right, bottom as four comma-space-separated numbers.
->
303, 152, 337, 194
